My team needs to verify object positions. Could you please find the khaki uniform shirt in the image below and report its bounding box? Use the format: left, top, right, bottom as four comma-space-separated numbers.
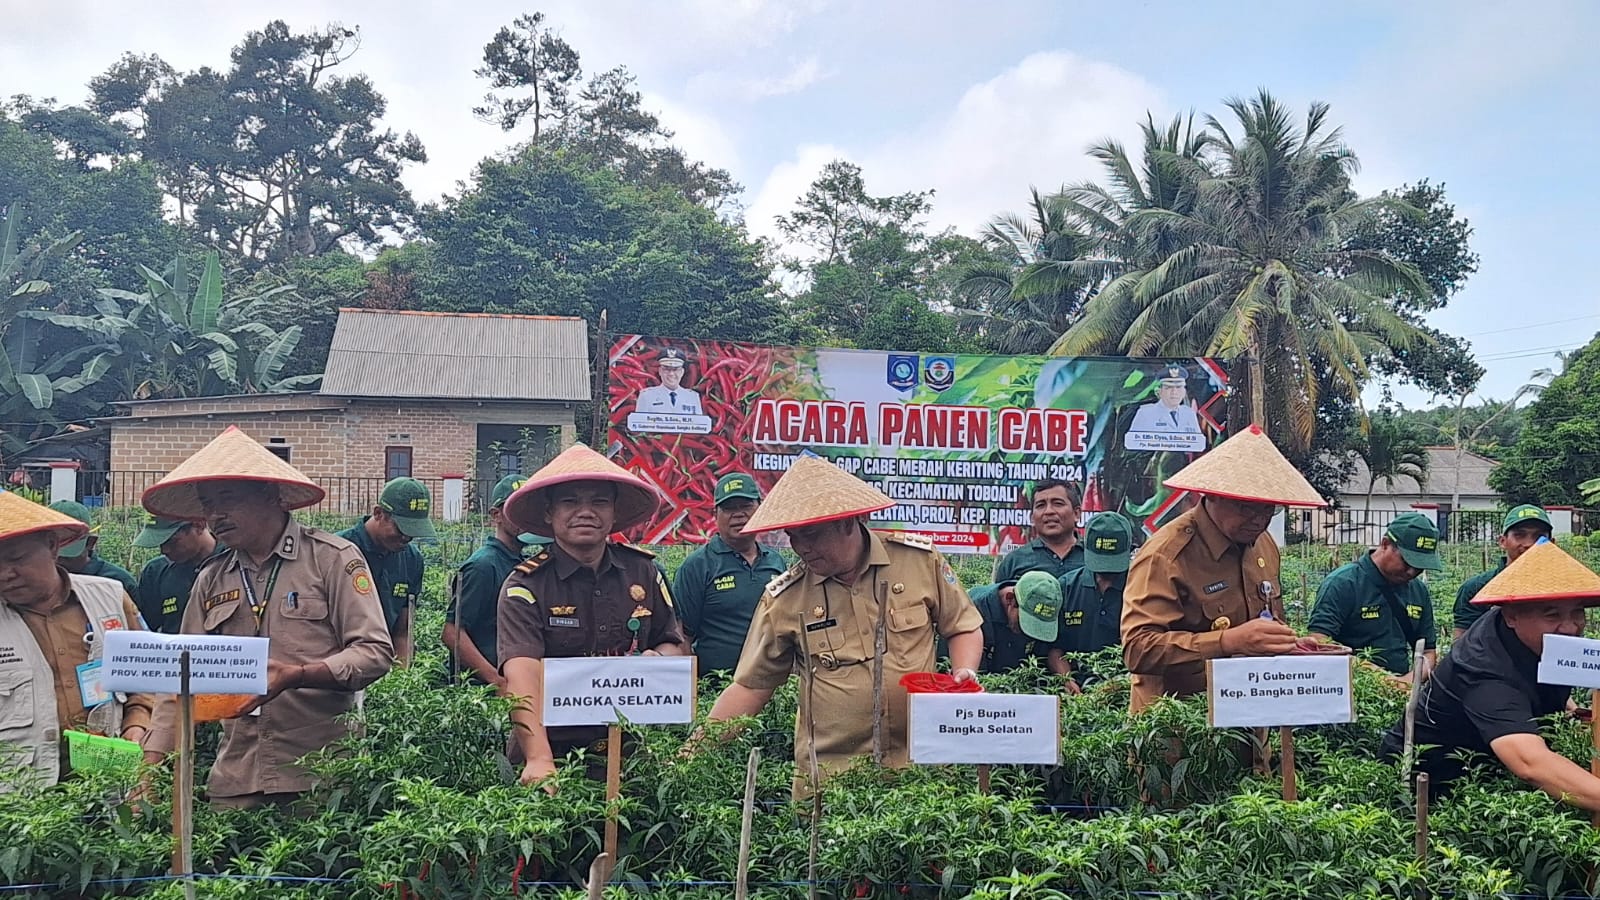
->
732, 530, 983, 797
497, 542, 684, 760
14, 577, 156, 745
148, 519, 394, 799
1121, 504, 1283, 714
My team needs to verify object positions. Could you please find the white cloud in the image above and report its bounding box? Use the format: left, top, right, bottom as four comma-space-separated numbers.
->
687, 56, 828, 102
746, 51, 1164, 248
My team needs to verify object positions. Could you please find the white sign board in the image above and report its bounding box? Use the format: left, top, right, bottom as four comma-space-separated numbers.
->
101, 631, 268, 695
1537, 635, 1600, 689
1207, 656, 1355, 727
908, 693, 1060, 765
542, 656, 696, 726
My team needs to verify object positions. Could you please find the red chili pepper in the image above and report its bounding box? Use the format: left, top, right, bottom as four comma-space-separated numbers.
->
511, 855, 524, 896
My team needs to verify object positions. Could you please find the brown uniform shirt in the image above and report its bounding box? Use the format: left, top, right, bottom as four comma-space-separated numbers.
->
497, 542, 684, 759
147, 519, 394, 798
732, 529, 983, 798
1121, 503, 1283, 714
14, 577, 157, 757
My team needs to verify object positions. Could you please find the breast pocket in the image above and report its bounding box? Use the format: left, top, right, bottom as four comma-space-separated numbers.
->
0, 668, 36, 731
202, 599, 243, 633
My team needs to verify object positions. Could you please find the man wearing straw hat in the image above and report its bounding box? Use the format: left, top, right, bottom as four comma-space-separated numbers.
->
440, 473, 543, 688
1122, 425, 1331, 714
497, 444, 686, 792
1452, 504, 1552, 640
1381, 540, 1600, 809
0, 493, 157, 790
704, 455, 985, 798
141, 426, 394, 808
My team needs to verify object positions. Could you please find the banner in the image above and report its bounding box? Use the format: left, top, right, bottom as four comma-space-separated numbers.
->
607, 336, 1232, 553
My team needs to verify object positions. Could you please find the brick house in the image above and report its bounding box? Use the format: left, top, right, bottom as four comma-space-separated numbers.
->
104, 309, 591, 512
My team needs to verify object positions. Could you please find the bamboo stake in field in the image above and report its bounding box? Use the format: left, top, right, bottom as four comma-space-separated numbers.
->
1279, 726, 1296, 802
174, 650, 195, 900
601, 724, 622, 883
586, 854, 608, 900
1400, 639, 1427, 787
735, 748, 760, 900
797, 615, 823, 900
1415, 772, 1430, 900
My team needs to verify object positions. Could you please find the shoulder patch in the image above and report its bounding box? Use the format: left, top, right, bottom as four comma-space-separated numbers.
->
884, 531, 936, 551
766, 563, 805, 596
514, 552, 550, 576
613, 542, 656, 559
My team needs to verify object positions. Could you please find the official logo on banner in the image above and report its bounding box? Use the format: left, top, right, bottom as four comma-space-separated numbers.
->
887, 355, 919, 392
924, 356, 955, 392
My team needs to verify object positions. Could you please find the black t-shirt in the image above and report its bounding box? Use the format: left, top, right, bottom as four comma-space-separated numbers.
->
1382, 607, 1570, 788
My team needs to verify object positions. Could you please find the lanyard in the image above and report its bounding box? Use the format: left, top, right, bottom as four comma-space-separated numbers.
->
240, 558, 285, 635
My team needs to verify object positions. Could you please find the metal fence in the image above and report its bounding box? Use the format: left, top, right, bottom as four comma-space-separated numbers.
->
71, 471, 508, 519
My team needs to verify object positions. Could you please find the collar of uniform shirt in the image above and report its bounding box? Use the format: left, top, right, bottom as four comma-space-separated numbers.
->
1191, 502, 1241, 562
550, 541, 621, 579
227, 518, 302, 571
804, 526, 892, 586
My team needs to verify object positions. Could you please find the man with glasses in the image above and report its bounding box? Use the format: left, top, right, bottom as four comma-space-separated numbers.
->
1121, 425, 1331, 713
1307, 512, 1440, 686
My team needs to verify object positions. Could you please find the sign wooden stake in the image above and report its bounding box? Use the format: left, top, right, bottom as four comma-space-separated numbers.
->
601, 723, 622, 883
1252, 727, 1270, 777
797, 615, 822, 900
976, 764, 991, 795
173, 650, 196, 900
585, 853, 608, 900
1279, 726, 1296, 802
1415, 772, 1430, 900
735, 748, 760, 900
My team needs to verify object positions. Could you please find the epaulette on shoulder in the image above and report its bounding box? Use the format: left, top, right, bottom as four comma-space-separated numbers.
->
883, 531, 936, 552
514, 550, 551, 576
766, 563, 805, 596
613, 542, 656, 558
302, 526, 346, 546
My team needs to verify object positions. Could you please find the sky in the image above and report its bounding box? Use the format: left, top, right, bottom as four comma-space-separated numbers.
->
3, 0, 1597, 411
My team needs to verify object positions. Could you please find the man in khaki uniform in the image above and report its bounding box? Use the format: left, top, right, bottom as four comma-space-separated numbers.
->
141, 426, 394, 808
705, 456, 984, 798
1122, 425, 1333, 713
0, 494, 157, 790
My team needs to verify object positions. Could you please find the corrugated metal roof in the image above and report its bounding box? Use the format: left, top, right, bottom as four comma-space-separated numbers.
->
320, 309, 591, 401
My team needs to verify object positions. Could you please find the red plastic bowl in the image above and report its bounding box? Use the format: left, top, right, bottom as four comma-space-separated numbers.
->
899, 672, 984, 694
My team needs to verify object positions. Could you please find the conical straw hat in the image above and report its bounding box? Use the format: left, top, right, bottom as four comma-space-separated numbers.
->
739, 455, 893, 534
1470, 539, 1600, 606
1163, 424, 1325, 507
142, 425, 325, 519
503, 443, 660, 537
0, 491, 89, 549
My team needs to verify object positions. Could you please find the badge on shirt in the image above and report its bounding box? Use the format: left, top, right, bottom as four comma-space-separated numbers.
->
548, 616, 581, 628
508, 587, 537, 605
202, 589, 241, 613
549, 606, 576, 615
629, 584, 646, 601
805, 618, 838, 632
99, 616, 125, 632
1203, 581, 1229, 594
630, 605, 653, 618
392, 582, 410, 598
75, 660, 111, 708
1211, 616, 1231, 631
162, 596, 179, 615
352, 571, 373, 595
713, 575, 737, 592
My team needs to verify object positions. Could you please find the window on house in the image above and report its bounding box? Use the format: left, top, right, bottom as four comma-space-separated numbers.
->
265, 439, 292, 463
384, 446, 413, 480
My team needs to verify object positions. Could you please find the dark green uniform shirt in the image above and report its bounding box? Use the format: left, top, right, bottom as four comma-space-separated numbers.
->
1308, 553, 1436, 674
1453, 559, 1505, 633
970, 584, 1051, 673
135, 546, 226, 634
993, 539, 1084, 586
82, 555, 137, 599
1054, 566, 1124, 656
444, 535, 524, 679
672, 535, 787, 673
339, 518, 424, 634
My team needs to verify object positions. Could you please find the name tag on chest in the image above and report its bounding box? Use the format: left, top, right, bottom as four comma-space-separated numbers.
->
549, 616, 581, 628
805, 618, 838, 632
1204, 581, 1229, 594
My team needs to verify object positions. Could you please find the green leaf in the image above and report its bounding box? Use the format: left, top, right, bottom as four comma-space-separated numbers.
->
9, 279, 51, 300
17, 372, 52, 409
255, 325, 302, 384
206, 346, 237, 384
54, 352, 113, 395
191, 250, 223, 333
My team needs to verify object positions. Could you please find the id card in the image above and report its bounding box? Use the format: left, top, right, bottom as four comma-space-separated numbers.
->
75, 660, 111, 708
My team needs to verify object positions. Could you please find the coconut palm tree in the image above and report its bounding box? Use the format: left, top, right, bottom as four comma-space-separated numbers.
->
1051, 91, 1432, 455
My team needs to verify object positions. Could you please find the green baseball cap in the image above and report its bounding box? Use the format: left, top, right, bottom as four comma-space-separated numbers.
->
1016, 570, 1064, 642
1385, 512, 1442, 570
1083, 513, 1134, 574
48, 500, 93, 557
377, 477, 437, 540
133, 516, 191, 549
489, 474, 543, 545
1502, 504, 1552, 534
714, 473, 761, 506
